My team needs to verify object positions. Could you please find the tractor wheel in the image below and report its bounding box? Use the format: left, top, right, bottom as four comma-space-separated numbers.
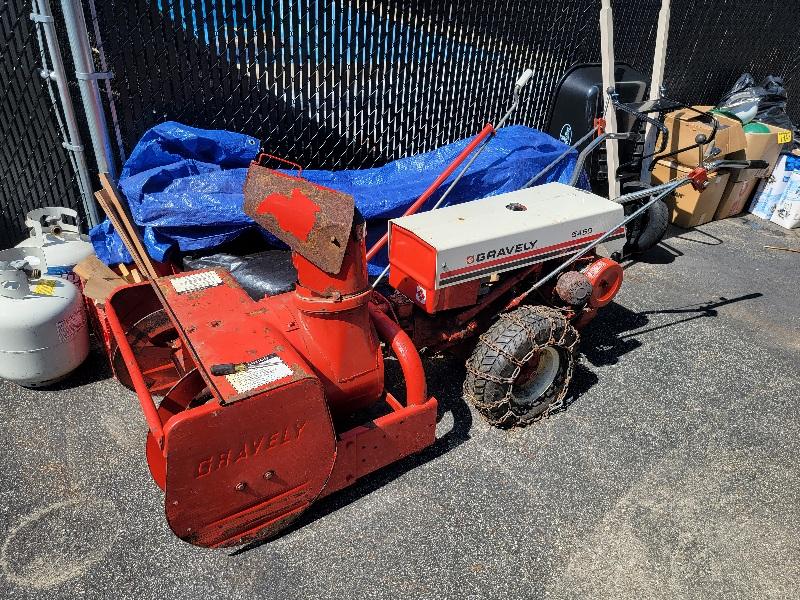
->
624, 197, 670, 254
463, 306, 579, 428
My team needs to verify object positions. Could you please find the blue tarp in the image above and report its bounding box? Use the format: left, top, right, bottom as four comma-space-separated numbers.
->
90, 121, 585, 273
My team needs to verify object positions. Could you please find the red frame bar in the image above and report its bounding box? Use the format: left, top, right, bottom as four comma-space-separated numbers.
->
105, 295, 165, 449
368, 303, 427, 405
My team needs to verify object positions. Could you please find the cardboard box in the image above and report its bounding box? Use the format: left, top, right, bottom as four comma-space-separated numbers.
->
652, 160, 730, 228
658, 106, 746, 166
714, 177, 759, 220
728, 124, 793, 182
73, 255, 126, 303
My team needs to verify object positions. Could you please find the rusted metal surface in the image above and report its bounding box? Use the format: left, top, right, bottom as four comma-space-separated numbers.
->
103, 172, 442, 546
555, 271, 593, 306
243, 164, 354, 275
163, 374, 336, 548
156, 269, 315, 405
455, 266, 539, 326
110, 309, 188, 396
145, 369, 209, 491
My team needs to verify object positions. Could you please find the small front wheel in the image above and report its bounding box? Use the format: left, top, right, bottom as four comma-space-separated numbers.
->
624, 197, 670, 254
463, 306, 579, 428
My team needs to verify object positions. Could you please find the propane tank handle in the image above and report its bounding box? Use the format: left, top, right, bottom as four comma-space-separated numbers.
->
0, 247, 47, 299
25, 207, 81, 241
0, 268, 30, 299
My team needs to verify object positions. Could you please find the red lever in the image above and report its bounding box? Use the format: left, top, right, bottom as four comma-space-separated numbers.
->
366, 123, 496, 261
255, 152, 303, 175
687, 167, 709, 191
594, 117, 606, 135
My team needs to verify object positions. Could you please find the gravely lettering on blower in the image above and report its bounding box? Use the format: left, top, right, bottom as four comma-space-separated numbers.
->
195, 420, 307, 478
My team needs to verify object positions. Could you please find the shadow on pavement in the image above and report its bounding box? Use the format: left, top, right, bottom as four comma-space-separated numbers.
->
232, 355, 474, 555
622, 222, 722, 269
622, 242, 684, 268
581, 293, 763, 367
232, 291, 762, 555
36, 344, 114, 391
670, 229, 724, 246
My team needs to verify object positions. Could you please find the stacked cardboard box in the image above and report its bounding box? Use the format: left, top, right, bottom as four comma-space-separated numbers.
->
715, 123, 792, 220
651, 107, 744, 228
650, 106, 792, 227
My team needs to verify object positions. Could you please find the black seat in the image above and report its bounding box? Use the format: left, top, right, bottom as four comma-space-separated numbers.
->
182, 250, 297, 300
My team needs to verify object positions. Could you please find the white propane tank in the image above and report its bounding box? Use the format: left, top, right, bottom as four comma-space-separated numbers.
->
0, 248, 89, 387
15, 207, 94, 282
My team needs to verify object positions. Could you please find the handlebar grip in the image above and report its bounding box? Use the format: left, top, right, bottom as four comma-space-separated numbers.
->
516, 69, 533, 89
747, 160, 769, 170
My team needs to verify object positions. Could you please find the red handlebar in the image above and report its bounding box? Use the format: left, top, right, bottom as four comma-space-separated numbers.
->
366, 123, 496, 261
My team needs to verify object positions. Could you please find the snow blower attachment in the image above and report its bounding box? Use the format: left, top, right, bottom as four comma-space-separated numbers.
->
105, 168, 437, 548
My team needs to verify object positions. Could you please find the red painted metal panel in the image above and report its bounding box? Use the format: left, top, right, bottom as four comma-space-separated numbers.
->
323, 396, 438, 496
163, 376, 336, 548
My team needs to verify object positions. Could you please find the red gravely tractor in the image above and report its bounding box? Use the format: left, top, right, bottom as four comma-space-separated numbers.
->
105, 157, 628, 548
105, 123, 759, 546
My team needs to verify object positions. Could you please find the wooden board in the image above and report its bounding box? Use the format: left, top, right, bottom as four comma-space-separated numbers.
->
600, 0, 620, 199
97, 173, 159, 279
73, 255, 126, 303
640, 0, 671, 180
94, 189, 152, 278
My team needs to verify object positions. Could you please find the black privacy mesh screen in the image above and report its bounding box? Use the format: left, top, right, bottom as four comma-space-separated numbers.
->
2, 0, 798, 243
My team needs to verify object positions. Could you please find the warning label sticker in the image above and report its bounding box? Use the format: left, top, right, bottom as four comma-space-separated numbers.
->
33, 279, 57, 296
170, 271, 223, 294
225, 354, 293, 394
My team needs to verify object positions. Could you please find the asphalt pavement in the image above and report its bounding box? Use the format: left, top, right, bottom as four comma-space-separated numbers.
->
1, 214, 798, 599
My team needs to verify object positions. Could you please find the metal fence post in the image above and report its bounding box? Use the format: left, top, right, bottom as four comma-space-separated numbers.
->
30, 0, 100, 226
59, 0, 117, 182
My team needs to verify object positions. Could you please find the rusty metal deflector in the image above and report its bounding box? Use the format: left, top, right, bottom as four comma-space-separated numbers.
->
243, 164, 355, 274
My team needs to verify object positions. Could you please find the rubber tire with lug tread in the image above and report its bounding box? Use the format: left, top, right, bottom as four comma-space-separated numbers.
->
624, 197, 670, 254
464, 306, 578, 428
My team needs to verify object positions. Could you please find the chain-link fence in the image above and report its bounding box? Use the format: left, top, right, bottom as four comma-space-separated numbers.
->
88, 0, 800, 175
0, 0, 87, 247
2, 1, 800, 245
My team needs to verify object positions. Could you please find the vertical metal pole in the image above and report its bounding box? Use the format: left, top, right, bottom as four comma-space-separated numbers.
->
59, 0, 117, 180
640, 0, 671, 180
85, 0, 126, 164
31, 0, 100, 226
599, 0, 620, 199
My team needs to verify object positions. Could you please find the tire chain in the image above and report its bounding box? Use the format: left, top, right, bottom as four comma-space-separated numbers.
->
464, 305, 580, 426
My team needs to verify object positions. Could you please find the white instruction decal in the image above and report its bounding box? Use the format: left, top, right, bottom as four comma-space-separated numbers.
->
170, 271, 223, 293
225, 354, 293, 394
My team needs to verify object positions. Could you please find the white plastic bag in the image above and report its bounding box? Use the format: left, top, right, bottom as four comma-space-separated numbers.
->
770, 190, 800, 229
749, 154, 792, 220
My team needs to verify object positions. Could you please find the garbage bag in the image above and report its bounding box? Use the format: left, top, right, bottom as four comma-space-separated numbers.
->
90, 121, 586, 273
182, 250, 296, 300
756, 75, 795, 133
716, 73, 795, 134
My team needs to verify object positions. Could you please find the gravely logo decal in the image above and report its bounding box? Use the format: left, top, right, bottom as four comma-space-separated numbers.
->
195, 420, 307, 478
466, 240, 537, 265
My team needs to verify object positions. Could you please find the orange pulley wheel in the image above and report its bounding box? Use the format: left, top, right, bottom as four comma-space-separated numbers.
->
582, 257, 623, 308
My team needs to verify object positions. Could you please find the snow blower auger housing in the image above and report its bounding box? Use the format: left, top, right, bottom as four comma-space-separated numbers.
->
105, 168, 437, 548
